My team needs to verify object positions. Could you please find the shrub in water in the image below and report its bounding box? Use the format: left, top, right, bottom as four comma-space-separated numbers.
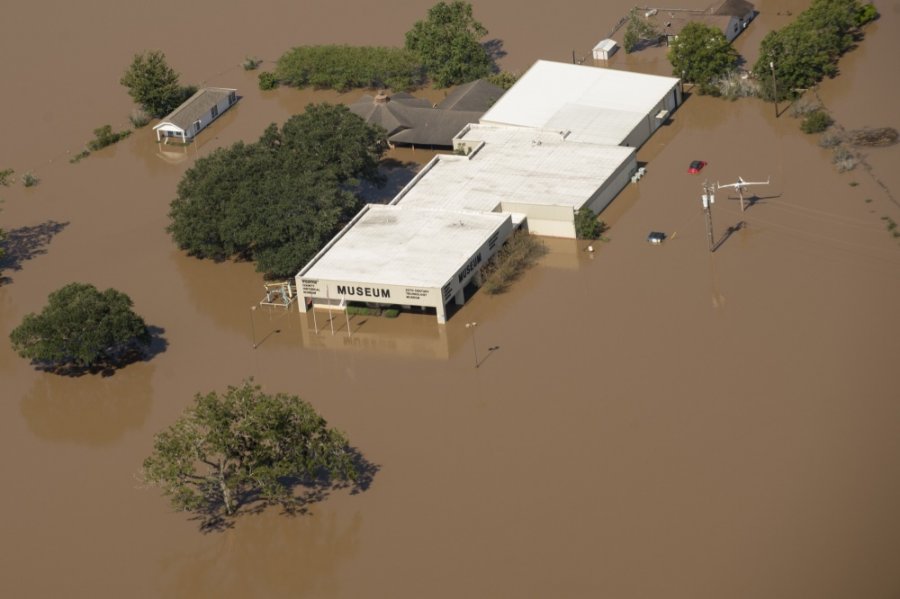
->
242, 56, 263, 71
574, 209, 608, 240
801, 110, 834, 134
258, 71, 279, 90
129, 108, 152, 128
22, 172, 39, 187
819, 131, 844, 148
480, 231, 547, 295
69, 150, 91, 164
832, 146, 859, 172
87, 125, 132, 151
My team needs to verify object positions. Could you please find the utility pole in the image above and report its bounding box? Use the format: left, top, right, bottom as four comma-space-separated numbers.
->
702, 180, 715, 252
770, 60, 778, 118
466, 321, 479, 368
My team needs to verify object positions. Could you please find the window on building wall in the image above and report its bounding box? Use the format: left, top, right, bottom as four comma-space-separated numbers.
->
194, 121, 201, 133
211, 104, 219, 118
228, 91, 236, 105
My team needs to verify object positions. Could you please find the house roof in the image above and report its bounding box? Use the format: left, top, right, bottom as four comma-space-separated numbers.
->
649, 0, 755, 38
654, 12, 734, 37
437, 79, 506, 112
349, 92, 424, 137
711, 0, 755, 16
388, 109, 483, 146
348, 91, 481, 146
153, 87, 235, 132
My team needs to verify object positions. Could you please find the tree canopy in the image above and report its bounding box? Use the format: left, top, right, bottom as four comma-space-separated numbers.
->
405, 1, 493, 88
9, 283, 150, 372
753, 0, 878, 101
0, 168, 11, 262
668, 22, 739, 94
120, 50, 195, 118
168, 103, 387, 278
142, 380, 358, 521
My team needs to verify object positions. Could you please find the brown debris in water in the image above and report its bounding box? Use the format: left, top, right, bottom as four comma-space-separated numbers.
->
847, 127, 899, 147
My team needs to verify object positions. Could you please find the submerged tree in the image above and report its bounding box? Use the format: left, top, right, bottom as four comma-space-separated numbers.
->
142, 380, 358, 520
120, 50, 195, 118
405, 0, 493, 88
9, 283, 150, 372
574, 209, 608, 240
668, 22, 739, 95
168, 103, 387, 278
623, 8, 661, 53
753, 0, 878, 101
0, 168, 11, 261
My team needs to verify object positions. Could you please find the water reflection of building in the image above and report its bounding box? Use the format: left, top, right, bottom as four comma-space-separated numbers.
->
155, 141, 192, 164
297, 309, 452, 359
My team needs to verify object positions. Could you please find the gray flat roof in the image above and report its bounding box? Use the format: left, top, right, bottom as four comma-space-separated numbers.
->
154, 87, 235, 131
392, 124, 635, 213
300, 204, 509, 288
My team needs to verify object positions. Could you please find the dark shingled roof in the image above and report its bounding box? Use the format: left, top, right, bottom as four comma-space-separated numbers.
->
157, 87, 235, 131
437, 79, 506, 112
388, 109, 483, 146
349, 90, 488, 147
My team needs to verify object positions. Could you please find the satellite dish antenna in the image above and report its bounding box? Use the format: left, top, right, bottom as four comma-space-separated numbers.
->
716, 176, 770, 212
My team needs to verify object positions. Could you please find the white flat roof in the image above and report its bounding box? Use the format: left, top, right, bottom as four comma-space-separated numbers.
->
593, 39, 617, 52
300, 204, 509, 288
393, 124, 635, 213
480, 60, 679, 145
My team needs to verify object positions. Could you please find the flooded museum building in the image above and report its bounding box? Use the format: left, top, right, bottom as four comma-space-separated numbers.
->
297, 60, 682, 322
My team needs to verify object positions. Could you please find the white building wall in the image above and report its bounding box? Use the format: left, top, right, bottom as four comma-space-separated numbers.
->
584, 153, 638, 214
501, 202, 575, 238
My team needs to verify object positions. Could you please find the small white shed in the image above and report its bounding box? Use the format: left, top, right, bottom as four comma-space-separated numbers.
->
592, 39, 618, 61
153, 87, 237, 143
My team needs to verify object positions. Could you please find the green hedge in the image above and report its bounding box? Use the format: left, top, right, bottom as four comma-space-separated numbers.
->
273, 45, 424, 92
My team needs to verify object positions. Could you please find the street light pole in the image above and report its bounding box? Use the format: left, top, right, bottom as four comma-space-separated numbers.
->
702, 180, 716, 253
250, 305, 258, 349
770, 60, 778, 118
465, 322, 479, 368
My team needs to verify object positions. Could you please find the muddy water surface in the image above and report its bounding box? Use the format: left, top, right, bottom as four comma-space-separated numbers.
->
2, 1, 900, 597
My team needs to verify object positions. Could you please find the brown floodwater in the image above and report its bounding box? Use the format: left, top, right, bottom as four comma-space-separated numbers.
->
2, 1, 900, 597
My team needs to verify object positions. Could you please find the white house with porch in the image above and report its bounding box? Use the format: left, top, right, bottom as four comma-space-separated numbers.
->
153, 87, 237, 143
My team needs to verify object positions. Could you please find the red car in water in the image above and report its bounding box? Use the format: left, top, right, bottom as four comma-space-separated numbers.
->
688, 160, 707, 174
